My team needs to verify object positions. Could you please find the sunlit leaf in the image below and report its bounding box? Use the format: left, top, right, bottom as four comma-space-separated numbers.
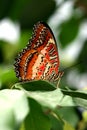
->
63, 121, 75, 130
15, 81, 87, 109
15, 81, 75, 109
62, 89, 87, 109
0, 89, 29, 130
61, 89, 87, 100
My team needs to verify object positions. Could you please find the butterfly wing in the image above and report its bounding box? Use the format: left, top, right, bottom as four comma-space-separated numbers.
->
14, 22, 60, 81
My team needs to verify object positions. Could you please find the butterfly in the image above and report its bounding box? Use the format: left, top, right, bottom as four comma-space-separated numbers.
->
14, 21, 63, 83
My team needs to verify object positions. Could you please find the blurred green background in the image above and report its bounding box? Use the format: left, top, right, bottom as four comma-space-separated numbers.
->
0, 0, 87, 129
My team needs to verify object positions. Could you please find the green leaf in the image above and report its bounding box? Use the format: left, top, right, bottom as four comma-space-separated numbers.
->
0, 106, 15, 130
2, 43, 17, 62
77, 40, 87, 73
14, 81, 75, 109
15, 80, 56, 91
61, 89, 87, 109
15, 81, 87, 109
0, 67, 16, 85
57, 107, 79, 127
0, 89, 29, 130
9, 0, 56, 28
49, 114, 63, 130
49, 109, 76, 130
74, 98, 87, 109
24, 99, 51, 130
61, 89, 87, 100
63, 121, 75, 130
59, 17, 80, 47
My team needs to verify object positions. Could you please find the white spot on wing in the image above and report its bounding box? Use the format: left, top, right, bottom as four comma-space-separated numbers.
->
48, 38, 55, 44
50, 55, 57, 60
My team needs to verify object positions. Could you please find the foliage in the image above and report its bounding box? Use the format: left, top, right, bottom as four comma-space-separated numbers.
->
0, 0, 87, 130
1, 80, 87, 130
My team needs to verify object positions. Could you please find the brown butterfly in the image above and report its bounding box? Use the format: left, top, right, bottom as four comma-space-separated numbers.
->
14, 21, 63, 84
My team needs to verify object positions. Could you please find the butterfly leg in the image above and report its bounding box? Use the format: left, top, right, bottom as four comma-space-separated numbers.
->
56, 71, 64, 88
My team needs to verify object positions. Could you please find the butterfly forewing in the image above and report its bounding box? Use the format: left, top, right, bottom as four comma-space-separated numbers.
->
14, 21, 60, 81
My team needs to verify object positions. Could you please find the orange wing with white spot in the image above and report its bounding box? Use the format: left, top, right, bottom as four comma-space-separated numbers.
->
14, 21, 60, 81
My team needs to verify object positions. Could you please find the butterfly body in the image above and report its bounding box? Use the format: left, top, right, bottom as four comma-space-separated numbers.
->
14, 21, 63, 82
